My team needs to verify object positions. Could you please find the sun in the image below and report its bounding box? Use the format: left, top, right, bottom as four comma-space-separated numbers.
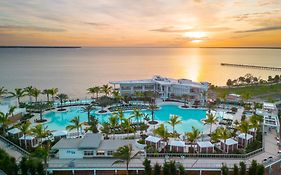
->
184, 31, 207, 43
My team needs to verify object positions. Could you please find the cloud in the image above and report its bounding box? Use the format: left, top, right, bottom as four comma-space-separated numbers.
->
0, 25, 66, 32
236, 26, 281, 33
83, 22, 109, 27
150, 26, 230, 33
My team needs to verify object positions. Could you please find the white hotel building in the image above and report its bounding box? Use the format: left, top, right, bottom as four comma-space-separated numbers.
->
110, 75, 208, 103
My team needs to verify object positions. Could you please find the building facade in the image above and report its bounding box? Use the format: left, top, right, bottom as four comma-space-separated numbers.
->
110, 75, 208, 103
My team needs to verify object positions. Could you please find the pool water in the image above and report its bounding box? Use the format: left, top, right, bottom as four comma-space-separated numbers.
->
44, 104, 206, 133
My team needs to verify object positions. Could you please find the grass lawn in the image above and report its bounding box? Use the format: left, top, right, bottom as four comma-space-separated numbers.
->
213, 83, 281, 99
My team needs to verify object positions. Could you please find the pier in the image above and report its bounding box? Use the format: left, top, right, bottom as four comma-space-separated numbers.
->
221, 63, 281, 71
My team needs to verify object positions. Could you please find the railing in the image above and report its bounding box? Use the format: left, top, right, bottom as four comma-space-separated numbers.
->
0, 135, 30, 156
145, 147, 264, 159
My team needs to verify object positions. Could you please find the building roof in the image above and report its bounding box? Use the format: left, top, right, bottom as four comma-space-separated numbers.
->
78, 133, 102, 149
197, 141, 214, 148
237, 133, 253, 140
145, 136, 161, 143
19, 135, 35, 140
263, 102, 276, 110
98, 140, 134, 151
52, 138, 82, 149
220, 138, 238, 145
168, 140, 185, 147
110, 79, 154, 84
8, 128, 21, 134
52, 130, 67, 137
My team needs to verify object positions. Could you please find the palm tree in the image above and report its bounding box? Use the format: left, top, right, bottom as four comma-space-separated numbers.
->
87, 86, 101, 99
16, 121, 31, 149
131, 108, 143, 128
249, 115, 261, 135
31, 124, 51, 147
42, 89, 51, 102
101, 84, 112, 97
182, 94, 189, 107
34, 102, 49, 122
217, 127, 231, 152
31, 88, 41, 102
204, 113, 218, 135
8, 105, 17, 118
49, 88, 58, 101
112, 144, 141, 175
185, 126, 201, 153
9, 88, 26, 106
167, 114, 182, 134
101, 122, 110, 138
66, 116, 84, 136
122, 118, 132, 136
113, 108, 125, 126
134, 91, 144, 101
24, 86, 34, 102
84, 116, 99, 133
81, 105, 95, 123
112, 90, 123, 104
148, 103, 158, 124
238, 121, 252, 147
0, 112, 12, 135
153, 123, 169, 141
56, 93, 68, 110
108, 115, 119, 133
0, 86, 7, 99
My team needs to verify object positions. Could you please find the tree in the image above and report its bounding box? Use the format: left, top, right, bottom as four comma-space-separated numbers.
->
167, 114, 182, 134
85, 116, 99, 133
204, 113, 218, 135
56, 93, 68, 110
239, 161, 246, 175
221, 163, 229, 175
66, 116, 84, 136
0, 86, 8, 98
249, 115, 262, 140
81, 105, 95, 123
122, 118, 132, 136
49, 88, 58, 101
8, 105, 17, 118
226, 79, 233, 86
16, 121, 31, 149
218, 127, 231, 152
101, 84, 112, 97
112, 144, 141, 175
182, 94, 189, 107
256, 164, 264, 175
153, 124, 169, 141
162, 161, 170, 175
0, 148, 18, 175
238, 121, 252, 147
143, 158, 152, 175
131, 108, 143, 129
33, 102, 49, 122
185, 126, 201, 153
31, 88, 41, 102
9, 88, 26, 106
169, 161, 176, 175
148, 103, 158, 124
233, 164, 239, 175
31, 124, 51, 147
154, 163, 161, 175
87, 86, 101, 99
25, 86, 34, 102
0, 112, 12, 135
101, 122, 110, 138
178, 163, 185, 175
112, 90, 123, 104
42, 89, 51, 102
248, 160, 258, 175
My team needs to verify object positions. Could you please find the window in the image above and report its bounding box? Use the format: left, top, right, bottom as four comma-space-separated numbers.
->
96, 151, 105, 156
66, 150, 75, 154
107, 151, 114, 155
84, 150, 94, 156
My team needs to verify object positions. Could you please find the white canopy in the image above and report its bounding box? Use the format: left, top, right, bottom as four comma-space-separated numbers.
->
197, 141, 214, 148
145, 136, 161, 143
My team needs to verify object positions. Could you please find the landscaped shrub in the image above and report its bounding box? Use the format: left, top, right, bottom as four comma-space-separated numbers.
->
0, 149, 18, 175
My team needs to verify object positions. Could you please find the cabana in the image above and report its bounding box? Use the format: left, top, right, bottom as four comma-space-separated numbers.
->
197, 141, 214, 153
238, 133, 253, 147
220, 138, 238, 153
7, 128, 22, 138
52, 130, 67, 141
248, 128, 257, 137
168, 140, 185, 153
19, 135, 39, 148
145, 136, 161, 149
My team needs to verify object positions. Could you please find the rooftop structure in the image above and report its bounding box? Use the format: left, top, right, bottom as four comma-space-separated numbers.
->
110, 75, 208, 102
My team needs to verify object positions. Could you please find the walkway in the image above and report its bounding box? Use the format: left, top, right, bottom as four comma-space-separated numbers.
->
0, 135, 29, 163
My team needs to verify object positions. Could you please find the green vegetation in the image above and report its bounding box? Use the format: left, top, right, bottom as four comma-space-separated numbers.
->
0, 148, 17, 175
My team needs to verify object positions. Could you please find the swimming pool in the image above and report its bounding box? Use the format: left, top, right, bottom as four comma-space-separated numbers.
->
43, 104, 206, 133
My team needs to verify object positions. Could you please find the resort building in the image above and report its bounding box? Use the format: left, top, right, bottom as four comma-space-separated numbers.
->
226, 93, 241, 104
50, 133, 142, 159
110, 75, 208, 102
220, 138, 238, 153
196, 141, 214, 153
19, 135, 39, 148
7, 128, 22, 138
237, 133, 253, 147
145, 136, 161, 149
167, 140, 185, 153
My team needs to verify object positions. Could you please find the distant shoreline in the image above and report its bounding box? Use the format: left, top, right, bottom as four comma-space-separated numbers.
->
0, 46, 81, 48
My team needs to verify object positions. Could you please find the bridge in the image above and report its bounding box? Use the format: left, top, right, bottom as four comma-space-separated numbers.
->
221, 63, 281, 71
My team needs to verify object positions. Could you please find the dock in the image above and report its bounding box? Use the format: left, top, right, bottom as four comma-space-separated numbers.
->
221, 63, 281, 71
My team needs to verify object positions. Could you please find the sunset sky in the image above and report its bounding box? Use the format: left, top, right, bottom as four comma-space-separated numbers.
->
0, 0, 281, 47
